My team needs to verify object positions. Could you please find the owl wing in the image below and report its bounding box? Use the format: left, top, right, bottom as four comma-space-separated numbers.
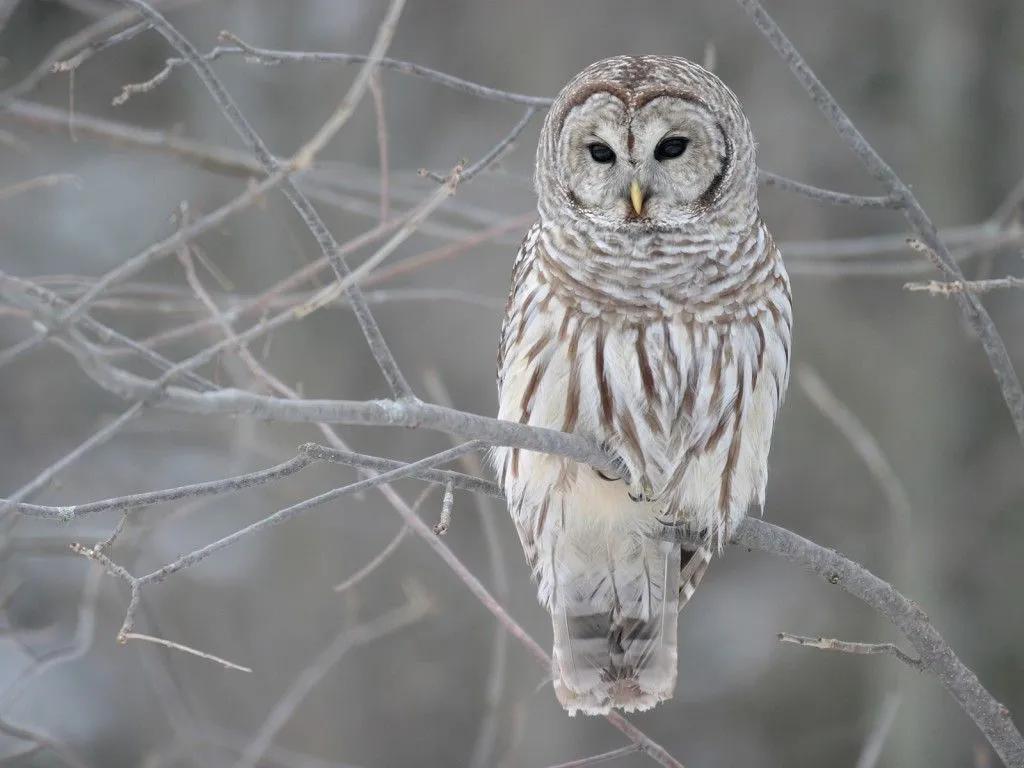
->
657, 239, 793, 550
496, 221, 542, 391
493, 222, 546, 578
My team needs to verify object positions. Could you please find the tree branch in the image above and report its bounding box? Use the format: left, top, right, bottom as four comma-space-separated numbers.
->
732, 521, 1024, 767
736, 0, 1024, 447
111, 0, 418, 399
777, 632, 923, 670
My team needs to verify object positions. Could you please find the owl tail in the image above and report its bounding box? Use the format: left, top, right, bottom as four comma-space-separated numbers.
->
550, 537, 713, 716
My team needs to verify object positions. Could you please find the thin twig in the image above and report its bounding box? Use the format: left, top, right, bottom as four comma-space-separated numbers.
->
542, 744, 644, 768
285, 0, 406, 172
905, 276, 1024, 295
61, 170, 288, 322
758, 170, 899, 209
0, 173, 83, 201
777, 633, 924, 670
0, 403, 146, 520
4, 455, 313, 520
0, 271, 214, 390
119, 632, 253, 672
332, 485, 432, 594
333, 527, 408, 594
434, 480, 455, 535
301, 443, 501, 498
422, 107, 537, 184
52, 20, 152, 72
0, 0, 200, 111
136, 442, 485, 586
112, 0, 418, 399
369, 72, 391, 220
123, 34, 554, 107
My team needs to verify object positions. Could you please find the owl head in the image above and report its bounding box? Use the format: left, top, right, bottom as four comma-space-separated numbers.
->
535, 56, 759, 236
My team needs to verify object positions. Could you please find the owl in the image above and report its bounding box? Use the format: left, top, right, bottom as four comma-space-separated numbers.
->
491, 56, 793, 716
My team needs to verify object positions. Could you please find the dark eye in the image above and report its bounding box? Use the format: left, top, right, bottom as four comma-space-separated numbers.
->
587, 142, 616, 164
654, 136, 689, 161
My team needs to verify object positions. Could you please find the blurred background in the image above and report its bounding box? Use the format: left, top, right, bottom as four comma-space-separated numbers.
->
1, 1, 1023, 766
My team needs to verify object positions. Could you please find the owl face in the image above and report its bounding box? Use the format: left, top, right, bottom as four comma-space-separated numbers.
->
536, 56, 759, 235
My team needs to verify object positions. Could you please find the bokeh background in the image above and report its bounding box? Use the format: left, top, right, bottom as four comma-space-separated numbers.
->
2, 1, 1024, 766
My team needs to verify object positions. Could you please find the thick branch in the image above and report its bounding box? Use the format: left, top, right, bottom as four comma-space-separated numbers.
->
733, 521, 1024, 767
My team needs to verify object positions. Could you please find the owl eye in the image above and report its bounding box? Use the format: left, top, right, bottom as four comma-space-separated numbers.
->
654, 136, 689, 161
587, 142, 616, 164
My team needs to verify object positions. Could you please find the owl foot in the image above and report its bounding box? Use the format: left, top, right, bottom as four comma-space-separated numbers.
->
626, 476, 656, 503
595, 443, 654, 502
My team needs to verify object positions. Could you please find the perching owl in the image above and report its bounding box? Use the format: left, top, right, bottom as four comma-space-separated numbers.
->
491, 56, 793, 715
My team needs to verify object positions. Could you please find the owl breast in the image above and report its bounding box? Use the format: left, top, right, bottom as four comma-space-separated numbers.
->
494, 223, 792, 555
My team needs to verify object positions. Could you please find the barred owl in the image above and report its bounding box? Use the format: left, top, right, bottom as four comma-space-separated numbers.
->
492, 56, 792, 715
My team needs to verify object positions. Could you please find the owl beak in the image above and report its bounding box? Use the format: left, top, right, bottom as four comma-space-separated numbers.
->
629, 179, 645, 216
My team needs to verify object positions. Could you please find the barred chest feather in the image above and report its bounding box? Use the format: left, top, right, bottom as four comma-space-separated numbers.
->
494, 221, 792, 559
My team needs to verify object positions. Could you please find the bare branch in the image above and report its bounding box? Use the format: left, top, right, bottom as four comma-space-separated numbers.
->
0, 0, 201, 111
332, 526, 408, 594
733, 521, 1024, 766
736, 0, 1024, 447
783, 223, 1022, 261
135, 442, 485, 586
286, 0, 406, 172
777, 632, 923, 670
434, 480, 455, 535
369, 72, 391, 220
0, 173, 83, 201
0, 403, 146, 520
120, 33, 554, 107
52, 20, 152, 73
119, 632, 253, 673
61, 170, 288, 321
111, 0, 418, 399
4, 455, 313, 520
543, 744, 644, 768
0, 269, 214, 390
422, 107, 538, 184
758, 170, 900, 209
905, 276, 1024, 295
332, 485, 433, 594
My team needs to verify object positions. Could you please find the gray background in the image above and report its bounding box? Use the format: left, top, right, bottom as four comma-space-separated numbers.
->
1, 0, 1023, 766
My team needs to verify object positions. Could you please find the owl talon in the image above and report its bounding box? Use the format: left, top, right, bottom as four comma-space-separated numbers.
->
627, 476, 656, 503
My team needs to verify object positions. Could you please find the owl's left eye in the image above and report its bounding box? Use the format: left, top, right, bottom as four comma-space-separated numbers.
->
587, 143, 616, 164
654, 136, 689, 161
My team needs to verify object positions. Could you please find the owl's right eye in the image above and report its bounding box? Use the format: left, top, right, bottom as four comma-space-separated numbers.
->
587, 143, 616, 164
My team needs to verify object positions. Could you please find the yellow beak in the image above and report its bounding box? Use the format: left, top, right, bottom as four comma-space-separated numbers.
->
629, 179, 645, 216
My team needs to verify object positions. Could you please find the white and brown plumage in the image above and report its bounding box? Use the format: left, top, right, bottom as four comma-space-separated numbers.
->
491, 56, 792, 715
